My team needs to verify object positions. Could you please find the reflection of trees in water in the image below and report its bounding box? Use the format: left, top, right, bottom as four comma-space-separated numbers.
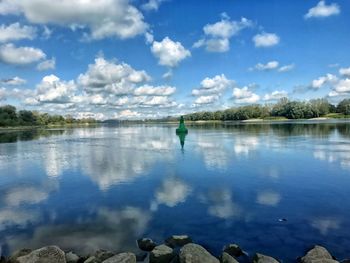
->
0, 129, 65, 143
189, 122, 350, 139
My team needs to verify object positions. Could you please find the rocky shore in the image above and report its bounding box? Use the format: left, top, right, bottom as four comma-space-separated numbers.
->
0, 235, 347, 263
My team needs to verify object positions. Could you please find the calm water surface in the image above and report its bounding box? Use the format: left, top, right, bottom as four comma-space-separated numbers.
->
0, 122, 350, 261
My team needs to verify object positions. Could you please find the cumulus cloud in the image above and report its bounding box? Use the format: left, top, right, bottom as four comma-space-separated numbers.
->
191, 74, 233, 106
142, 0, 166, 11
113, 109, 140, 120
192, 74, 233, 96
1, 76, 26, 85
305, 1, 340, 19
0, 43, 46, 65
134, 85, 176, 96
194, 95, 220, 105
278, 64, 295, 72
0, 0, 148, 40
339, 67, 350, 77
233, 86, 260, 104
194, 14, 252, 52
0, 22, 36, 42
263, 90, 288, 101
253, 32, 280, 47
27, 74, 77, 104
253, 61, 279, 71
151, 37, 191, 67
310, 73, 338, 89
78, 57, 150, 95
37, 57, 56, 71
334, 78, 350, 93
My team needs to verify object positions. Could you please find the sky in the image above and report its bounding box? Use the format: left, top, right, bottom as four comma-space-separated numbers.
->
0, 0, 349, 120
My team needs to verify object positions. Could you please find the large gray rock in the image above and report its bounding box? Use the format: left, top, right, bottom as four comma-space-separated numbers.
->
253, 253, 279, 263
301, 246, 338, 263
221, 252, 239, 263
66, 252, 80, 263
101, 253, 136, 263
16, 246, 66, 263
150, 245, 175, 263
84, 256, 99, 263
95, 250, 115, 262
137, 238, 157, 251
165, 235, 192, 248
8, 248, 32, 263
223, 244, 243, 257
179, 243, 219, 263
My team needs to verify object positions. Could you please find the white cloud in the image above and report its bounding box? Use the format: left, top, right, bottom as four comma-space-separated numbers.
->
194, 95, 220, 105
263, 90, 288, 101
334, 78, 350, 93
31, 74, 77, 104
192, 74, 233, 97
194, 15, 252, 53
310, 73, 337, 89
0, 43, 46, 65
305, 1, 340, 19
253, 61, 279, 71
134, 85, 176, 96
339, 67, 350, 77
0, 22, 36, 43
253, 32, 280, 47
78, 57, 150, 95
0, 87, 6, 101
151, 37, 191, 67
233, 86, 260, 104
0, 0, 148, 40
37, 57, 56, 71
278, 64, 295, 72
1, 76, 26, 85
113, 109, 140, 120
142, 0, 166, 11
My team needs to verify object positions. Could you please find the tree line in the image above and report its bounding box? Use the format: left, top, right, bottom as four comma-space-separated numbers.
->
183, 98, 350, 121
0, 105, 97, 127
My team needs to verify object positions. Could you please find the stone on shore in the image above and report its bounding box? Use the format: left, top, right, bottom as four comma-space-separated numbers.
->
150, 244, 175, 263
165, 235, 192, 248
137, 238, 157, 251
221, 252, 239, 263
8, 248, 32, 263
223, 244, 244, 257
253, 253, 279, 263
179, 243, 219, 263
66, 252, 80, 263
301, 246, 338, 263
16, 246, 66, 263
101, 253, 136, 263
95, 250, 115, 262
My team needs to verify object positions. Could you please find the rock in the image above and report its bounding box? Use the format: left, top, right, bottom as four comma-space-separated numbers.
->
221, 252, 239, 263
165, 235, 192, 248
101, 253, 136, 263
179, 243, 219, 263
301, 246, 338, 263
95, 250, 115, 262
16, 246, 66, 263
66, 252, 80, 263
84, 256, 99, 263
223, 244, 243, 257
137, 238, 157, 252
253, 253, 279, 263
150, 245, 175, 263
8, 248, 32, 263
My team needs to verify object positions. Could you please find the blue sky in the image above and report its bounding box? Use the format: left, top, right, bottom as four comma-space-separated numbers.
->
0, 0, 349, 119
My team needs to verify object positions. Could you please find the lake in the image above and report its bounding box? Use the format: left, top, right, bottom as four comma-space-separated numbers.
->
0, 121, 350, 262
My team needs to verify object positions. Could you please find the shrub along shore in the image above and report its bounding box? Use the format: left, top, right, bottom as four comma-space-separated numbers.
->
1, 235, 347, 263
